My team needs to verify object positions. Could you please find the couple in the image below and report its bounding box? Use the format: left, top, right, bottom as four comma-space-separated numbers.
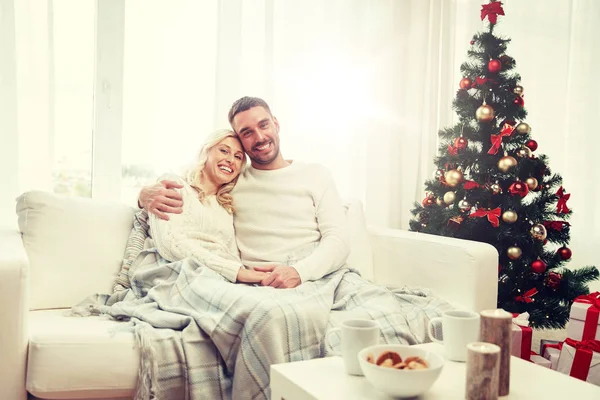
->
139, 96, 349, 288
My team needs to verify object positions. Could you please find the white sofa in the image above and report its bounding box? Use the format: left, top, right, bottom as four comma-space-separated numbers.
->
0, 191, 498, 400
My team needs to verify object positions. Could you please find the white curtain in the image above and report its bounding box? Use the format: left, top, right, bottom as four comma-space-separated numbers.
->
2, 0, 599, 286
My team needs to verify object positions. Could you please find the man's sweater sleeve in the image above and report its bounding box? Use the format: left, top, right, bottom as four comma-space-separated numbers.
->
291, 171, 350, 282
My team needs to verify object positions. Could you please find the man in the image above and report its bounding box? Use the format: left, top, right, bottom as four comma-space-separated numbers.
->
139, 96, 349, 288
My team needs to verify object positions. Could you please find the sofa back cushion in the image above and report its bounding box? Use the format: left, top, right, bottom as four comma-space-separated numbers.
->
16, 192, 373, 310
16, 191, 136, 310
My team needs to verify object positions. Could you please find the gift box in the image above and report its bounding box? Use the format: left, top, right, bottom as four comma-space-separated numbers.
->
541, 340, 562, 370
566, 292, 600, 341
511, 312, 533, 361
556, 338, 600, 385
531, 354, 551, 369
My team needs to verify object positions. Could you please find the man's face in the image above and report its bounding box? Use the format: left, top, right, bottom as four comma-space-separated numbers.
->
231, 106, 281, 168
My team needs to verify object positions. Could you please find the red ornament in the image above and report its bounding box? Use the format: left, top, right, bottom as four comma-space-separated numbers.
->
488, 59, 502, 74
454, 136, 468, 150
422, 196, 435, 207
508, 181, 529, 197
531, 259, 547, 274
459, 78, 472, 90
514, 96, 525, 107
557, 246, 572, 260
546, 272, 562, 290
470, 40, 475, 45
526, 140, 538, 151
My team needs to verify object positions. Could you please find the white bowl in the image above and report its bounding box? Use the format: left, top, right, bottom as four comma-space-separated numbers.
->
358, 344, 444, 398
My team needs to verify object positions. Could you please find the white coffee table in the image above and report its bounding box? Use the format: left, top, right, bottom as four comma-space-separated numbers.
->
270, 343, 600, 399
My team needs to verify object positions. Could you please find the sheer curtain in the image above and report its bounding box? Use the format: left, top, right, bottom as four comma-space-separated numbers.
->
2, 0, 599, 284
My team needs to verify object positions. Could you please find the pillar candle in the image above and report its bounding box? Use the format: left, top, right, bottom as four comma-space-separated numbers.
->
479, 309, 512, 396
465, 342, 500, 400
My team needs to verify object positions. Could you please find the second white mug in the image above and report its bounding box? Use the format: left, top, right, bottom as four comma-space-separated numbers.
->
325, 319, 380, 375
428, 310, 480, 362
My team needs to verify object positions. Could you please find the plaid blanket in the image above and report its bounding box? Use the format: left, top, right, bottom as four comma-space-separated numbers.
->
72, 247, 452, 400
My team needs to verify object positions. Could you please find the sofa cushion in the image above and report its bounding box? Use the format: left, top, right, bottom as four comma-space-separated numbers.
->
16, 191, 136, 309
27, 310, 220, 399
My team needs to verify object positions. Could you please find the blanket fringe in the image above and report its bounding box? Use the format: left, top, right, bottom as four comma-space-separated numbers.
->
134, 322, 160, 400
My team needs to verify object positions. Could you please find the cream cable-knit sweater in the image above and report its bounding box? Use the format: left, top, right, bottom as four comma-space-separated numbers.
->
232, 161, 349, 283
149, 174, 243, 282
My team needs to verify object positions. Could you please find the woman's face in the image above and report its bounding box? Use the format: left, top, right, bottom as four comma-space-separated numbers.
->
203, 136, 245, 186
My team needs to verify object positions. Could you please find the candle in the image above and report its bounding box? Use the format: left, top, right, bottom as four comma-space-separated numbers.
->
479, 309, 512, 396
465, 342, 500, 400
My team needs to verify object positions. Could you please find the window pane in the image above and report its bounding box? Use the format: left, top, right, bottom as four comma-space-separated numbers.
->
120, 1, 219, 205
52, 0, 95, 197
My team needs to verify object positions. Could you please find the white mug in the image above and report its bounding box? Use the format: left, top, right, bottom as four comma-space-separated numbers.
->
325, 319, 380, 375
428, 310, 480, 362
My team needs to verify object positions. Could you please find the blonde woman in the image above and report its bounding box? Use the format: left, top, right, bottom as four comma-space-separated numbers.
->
148, 129, 268, 284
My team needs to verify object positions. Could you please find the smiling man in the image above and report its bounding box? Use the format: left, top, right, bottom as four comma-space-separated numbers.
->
139, 96, 349, 288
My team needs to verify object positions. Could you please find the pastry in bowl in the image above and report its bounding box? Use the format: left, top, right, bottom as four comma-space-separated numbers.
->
358, 344, 444, 397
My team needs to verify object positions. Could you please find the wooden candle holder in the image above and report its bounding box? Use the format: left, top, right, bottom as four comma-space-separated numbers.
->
465, 342, 500, 400
479, 309, 512, 396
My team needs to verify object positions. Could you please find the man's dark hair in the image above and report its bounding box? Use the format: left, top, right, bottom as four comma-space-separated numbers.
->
228, 96, 273, 126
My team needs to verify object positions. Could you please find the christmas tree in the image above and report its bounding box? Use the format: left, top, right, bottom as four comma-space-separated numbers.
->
408, 1, 598, 329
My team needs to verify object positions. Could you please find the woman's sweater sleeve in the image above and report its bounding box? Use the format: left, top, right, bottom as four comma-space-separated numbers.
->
149, 178, 242, 282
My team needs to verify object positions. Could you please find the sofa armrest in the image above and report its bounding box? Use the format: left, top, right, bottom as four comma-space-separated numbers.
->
368, 227, 498, 312
0, 229, 29, 400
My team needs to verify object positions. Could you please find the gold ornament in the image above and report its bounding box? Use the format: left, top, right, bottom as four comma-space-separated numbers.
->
513, 85, 524, 96
515, 122, 531, 135
502, 210, 518, 224
498, 155, 517, 172
516, 146, 532, 158
530, 224, 548, 241
444, 169, 464, 188
507, 246, 522, 260
435, 198, 443, 206
443, 191, 456, 204
490, 182, 502, 194
526, 177, 539, 190
476, 103, 495, 122
458, 199, 472, 213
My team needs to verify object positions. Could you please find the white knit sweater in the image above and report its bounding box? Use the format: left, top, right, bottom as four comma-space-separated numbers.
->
149, 174, 243, 282
232, 161, 349, 283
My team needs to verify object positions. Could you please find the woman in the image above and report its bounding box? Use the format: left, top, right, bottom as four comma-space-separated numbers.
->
149, 129, 268, 284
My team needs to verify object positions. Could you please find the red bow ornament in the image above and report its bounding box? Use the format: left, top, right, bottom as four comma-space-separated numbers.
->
543, 220, 570, 231
447, 143, 458, 156
463, 180, 481, 190
515, 288, 538, 303
556, 186, 571, 214
469, 207, 501, 227
481, 1, 505, 24
487, 123, 515, 155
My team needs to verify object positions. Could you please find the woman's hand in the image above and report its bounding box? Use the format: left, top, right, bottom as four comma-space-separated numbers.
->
236, 268, 270, 284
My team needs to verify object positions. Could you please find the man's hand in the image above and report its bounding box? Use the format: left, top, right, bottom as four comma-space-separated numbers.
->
139, 180, 184, 220
236, 268, 270, 284
254, 265, 301, 289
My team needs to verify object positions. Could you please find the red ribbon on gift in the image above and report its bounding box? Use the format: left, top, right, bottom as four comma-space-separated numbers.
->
515, 288, 538, 303
481, 1, 505, 24
542, 341, 564, 354
574, 292, 600, 340
564, 338, 600, 381
469, 207, 501, 227
487, 123, 515, 155
463, 180, 480, 189
511, 313, 533, 361
556, 186, 571, 214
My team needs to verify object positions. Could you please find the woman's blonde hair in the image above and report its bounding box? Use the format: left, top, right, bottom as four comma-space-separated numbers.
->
184, 129, 246, 214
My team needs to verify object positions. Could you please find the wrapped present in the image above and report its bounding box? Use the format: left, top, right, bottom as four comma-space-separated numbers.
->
531, 354, 551, 368
511, 312, 533, 361
556, 338, 600, 385
541, 340, 563, 370
566, 292, 600, 341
